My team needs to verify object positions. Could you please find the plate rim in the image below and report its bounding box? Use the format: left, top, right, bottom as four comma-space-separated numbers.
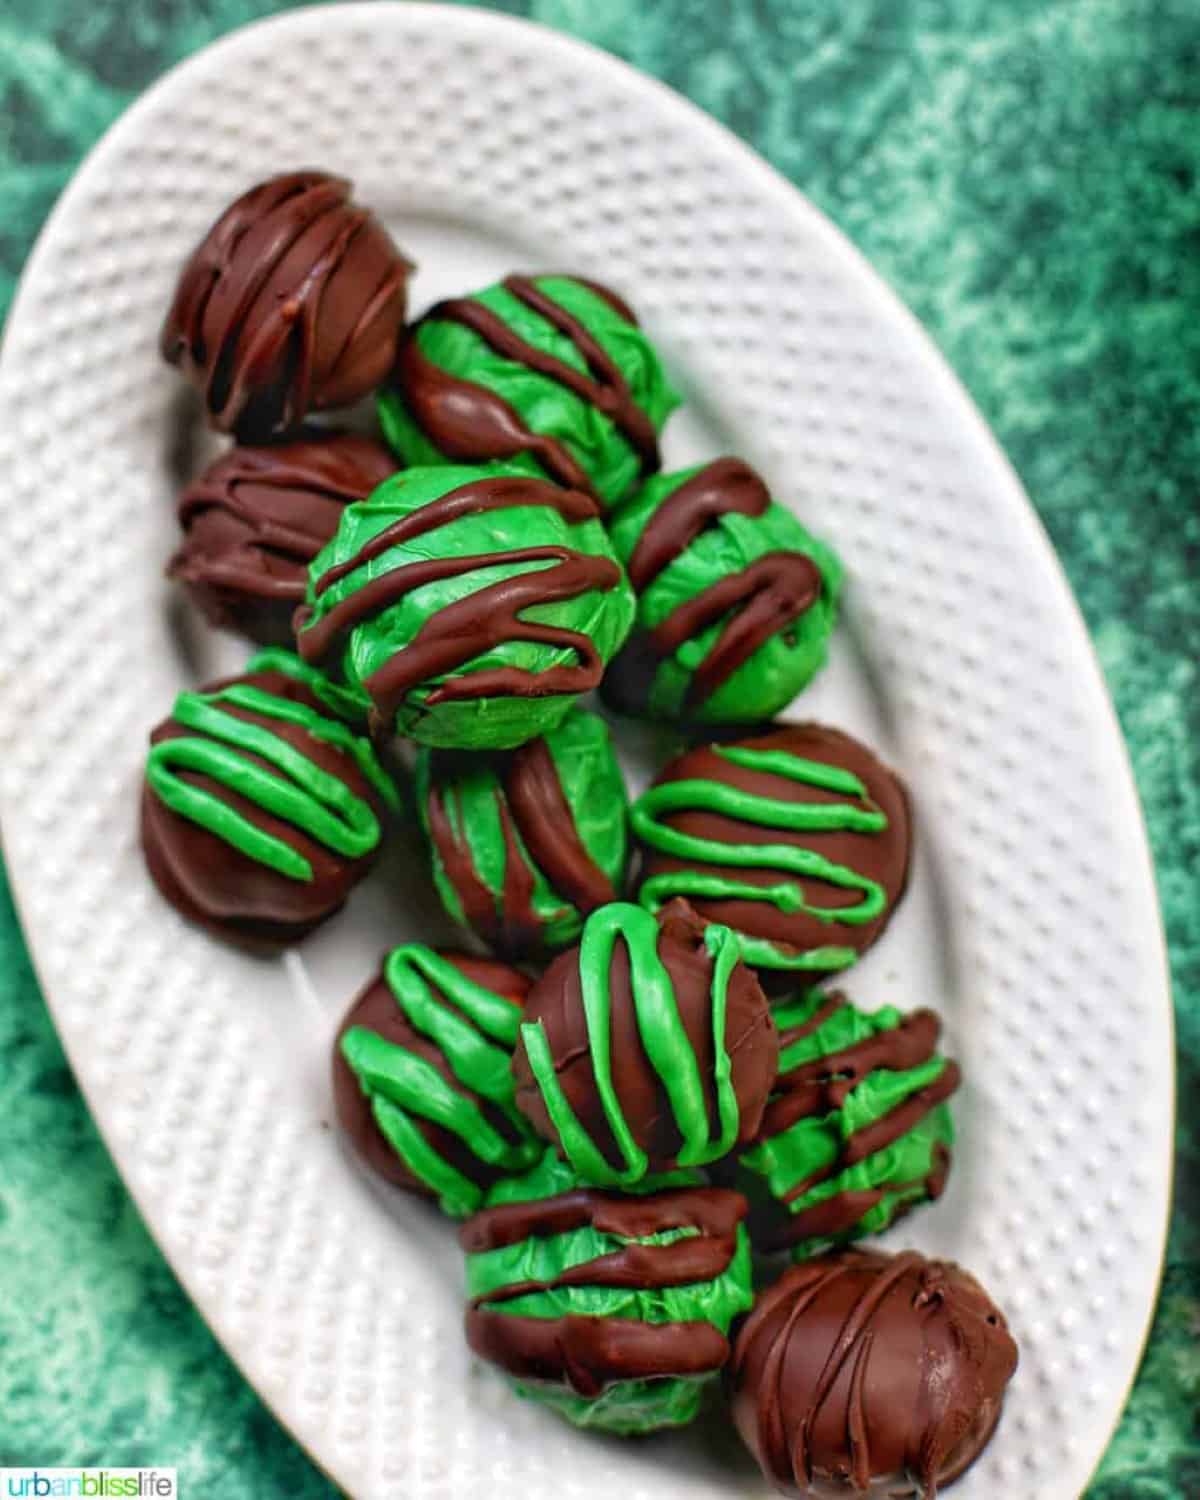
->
0, 3, 1174, 1495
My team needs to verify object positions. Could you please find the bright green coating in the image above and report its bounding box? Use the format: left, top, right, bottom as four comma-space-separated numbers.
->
738, 991, 956, 1259
631, 745, 888, 971
465, 1151, 753, 1435
298, 463, 634, 749
243, 646, 369, 726
339, 945, 540, 1219
144, 678, 394, 883
518, 904, 743, 1187
377, 276, 681, 509
607, 463, 844, 720
414, 708, 629, 952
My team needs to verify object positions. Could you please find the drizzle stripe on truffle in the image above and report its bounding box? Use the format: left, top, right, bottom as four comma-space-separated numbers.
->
340, 946, 540, 1217
744, 992, 960, 1253
145, 670, 396, 882
296, 474, 621, 720
632, 744, 889, 972
398, 275, 659, 498
518, 905, 743, 1186
463, 1182, 748, 1392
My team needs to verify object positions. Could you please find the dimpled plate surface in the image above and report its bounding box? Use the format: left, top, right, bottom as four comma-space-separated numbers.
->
0, 6, 1172, 1498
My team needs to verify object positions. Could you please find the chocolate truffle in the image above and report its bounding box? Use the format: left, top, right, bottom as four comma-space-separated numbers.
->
378, 274, 679, 508
416, 708, 629, 959
728, 1249, 1018, 1498
294, 464, 635, 750
161, 171, 413, 439
170, 430, 397, 644
461, 1149, 753, 1433
631, 725, 911, 977
141, 648, 398, 946
333, 945, 541, 1218
513, 900, 778, 1186
603, 458, 843, 723
738, 990, 960, 1257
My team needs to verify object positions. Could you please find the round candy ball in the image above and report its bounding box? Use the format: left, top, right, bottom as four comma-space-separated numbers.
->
461, 1149, 753, 1434
737, 990, 960, 1257
140, 648, 399, 947
416, 707, 629, 960
333, 945, 541, 1218
603, 458, 843, 723
378, 273, 680, 508
161, 171, 413, 439
728, 1248, 1018, 1498
513, 900, 778, 1186
170, 430, 397, 644
631, 724, 911, 977
294, 464, 635, 750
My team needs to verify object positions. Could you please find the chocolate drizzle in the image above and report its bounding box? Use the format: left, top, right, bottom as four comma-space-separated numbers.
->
462, 1184, 746, 1394
295, 474, 621, 725
654, 552, 823, 709
626, 458, 771, 589
425, 731, 618, 957
161, 172, 412, 438
395, 274, 658, 498
728, 1249, 1018, 1499
610, 459, 826, 713
169, 432, 395, 641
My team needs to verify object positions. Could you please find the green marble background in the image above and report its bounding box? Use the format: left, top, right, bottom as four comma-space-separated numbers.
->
0, 1, 1195, 1494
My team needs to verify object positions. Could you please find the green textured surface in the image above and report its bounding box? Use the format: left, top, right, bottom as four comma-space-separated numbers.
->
416, 706, 630, 953
738, 991, 957, 1258
298, 462, 633, 747
0, 1, 1195, 1495
606, 463, 844, 721
464, 1150, 753, 1435
382, 275, 681, 508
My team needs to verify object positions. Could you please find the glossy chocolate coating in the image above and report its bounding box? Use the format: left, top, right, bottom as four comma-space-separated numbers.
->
512, 900, 778, 1174
728, 1249, 1018, 1498
637, 725, 911, 972
140, 663, 389, 947
170, 431, 396, 643
333, 952, 531, 1199
161, 171, 412, 439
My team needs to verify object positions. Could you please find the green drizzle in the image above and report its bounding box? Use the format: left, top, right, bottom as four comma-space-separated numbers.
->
631, 745, 889, 970
519, 903, 742, 1186
341, 946, 540, 1218
244, 646, 372, 726
146, 677, 396, 881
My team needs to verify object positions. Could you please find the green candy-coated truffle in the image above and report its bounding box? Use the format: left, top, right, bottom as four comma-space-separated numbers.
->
460, 1150, 753, 1434
604, 458, 843, 723
736, 990, 960, 1259
416, 708, 630, 959
294, 464, 635, 750
379, 274, 680, 509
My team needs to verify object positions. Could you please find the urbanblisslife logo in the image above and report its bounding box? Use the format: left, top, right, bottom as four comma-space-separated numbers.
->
0, 1474, 176, 1498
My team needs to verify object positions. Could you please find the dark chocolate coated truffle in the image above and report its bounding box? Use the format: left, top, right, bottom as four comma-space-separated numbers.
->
512, 899, 778, 1186
631, 724, 911, 977
333, 946, 540, 1218
170, 431, 397, 643
140, 648, 398, 947
727, 1248, 1018, 1498
161, 171, 413, 439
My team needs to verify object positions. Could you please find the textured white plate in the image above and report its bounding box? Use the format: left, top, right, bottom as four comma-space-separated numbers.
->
0, 6, 1172, 1498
